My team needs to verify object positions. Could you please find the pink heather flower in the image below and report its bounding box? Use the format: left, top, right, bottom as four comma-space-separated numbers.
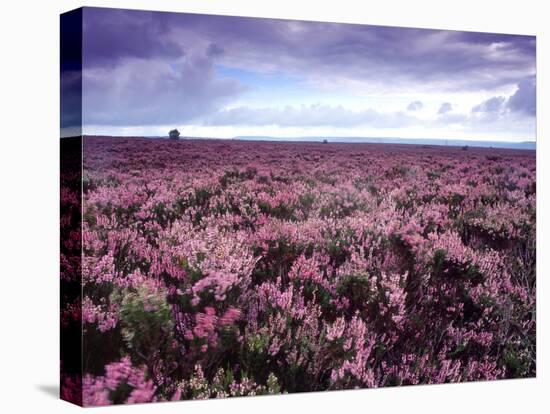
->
82, 357, 155, 406
171, 388, 182, 401
326, 317, 346, 342
219, 307, 242, 326
75, 136, 535, 400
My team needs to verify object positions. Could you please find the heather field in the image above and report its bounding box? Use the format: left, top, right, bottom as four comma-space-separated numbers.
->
61, 136, 536, 405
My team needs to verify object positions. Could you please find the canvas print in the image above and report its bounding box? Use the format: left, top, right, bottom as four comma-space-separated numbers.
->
60, 7, 536, 407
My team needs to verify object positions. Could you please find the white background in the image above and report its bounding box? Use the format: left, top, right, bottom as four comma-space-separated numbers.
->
0, 0, 548, 412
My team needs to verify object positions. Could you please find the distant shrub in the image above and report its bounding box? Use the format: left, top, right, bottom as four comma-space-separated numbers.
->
169, 129, 180, 139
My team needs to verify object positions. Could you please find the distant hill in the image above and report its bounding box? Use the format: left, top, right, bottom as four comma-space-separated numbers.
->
234, 136, 536, 150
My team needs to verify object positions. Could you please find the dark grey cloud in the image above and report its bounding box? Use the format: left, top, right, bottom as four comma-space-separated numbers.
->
438, 102, 453, 114
470, 78, 536, 118
83, 7, 536, 91
82, 49, 246, 126
206, 43, 225, 58
457, 31, 536, 59
507, 77, 536, 116
214, 20, 534, 92
407, 101, 423, 111
472, 96, 506, 113
80, 7, 536, 127
82, 8, 183, 68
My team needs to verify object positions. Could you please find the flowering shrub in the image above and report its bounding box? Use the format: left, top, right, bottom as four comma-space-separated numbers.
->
65, 137, 535, 405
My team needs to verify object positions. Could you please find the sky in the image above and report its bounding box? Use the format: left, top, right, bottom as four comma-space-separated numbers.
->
67, 7, 536, 141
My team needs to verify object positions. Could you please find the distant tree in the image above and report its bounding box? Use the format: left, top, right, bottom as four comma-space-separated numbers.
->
169, 129, 180, 140
462, 145, 469, 151
322, 139, 328, 144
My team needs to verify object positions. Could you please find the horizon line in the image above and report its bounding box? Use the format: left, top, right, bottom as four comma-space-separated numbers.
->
60, 134, 536, 150
66, 134, 536, 144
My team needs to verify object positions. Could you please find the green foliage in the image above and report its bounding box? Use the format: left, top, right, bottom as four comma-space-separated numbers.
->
432, 249, 448, 275
266, 372, 282, 394
502, 345, 531, 378
118, 285, 174, 366
336, 272, 372, 315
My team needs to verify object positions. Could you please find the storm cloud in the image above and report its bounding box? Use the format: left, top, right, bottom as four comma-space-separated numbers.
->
76, 7, 536, 140
82, 9, 182, 68
470, 77, 536, 119
472, 96, 507, 114
508, 77, 536, 116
